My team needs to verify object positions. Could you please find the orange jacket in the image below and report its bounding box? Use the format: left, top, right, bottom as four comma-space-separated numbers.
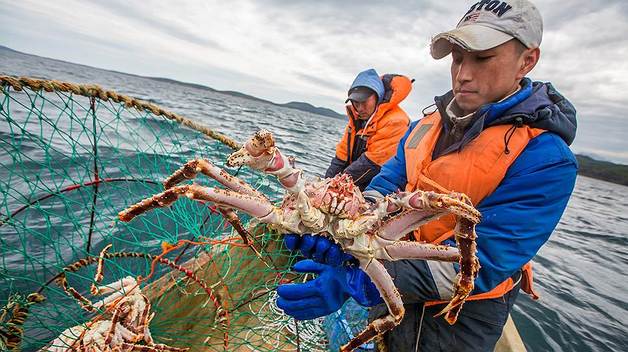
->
334, 74, 411, 166
404, 111, 542, 303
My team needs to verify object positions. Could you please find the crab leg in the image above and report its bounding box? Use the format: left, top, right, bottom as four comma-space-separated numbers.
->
90, 244, 114, 295
161, 158, 265, 236
377, 191, 481, 325
104, 305, 126, 345
227, 129, 305, 193
0, 293, 46, 351
92, 276, 137, 296
43, 325, 87, 352
56, 274, 97, 312
118, 185, 279, 224
374, 209, 446, 241
160, 159, 271, 262
92, 277, 138, 309
106, 322, 135, 347
163, 159, 266, 200
435, 217, 480, 324
340, 258, 404, 352
376, 241, 460, 262
120, 342, 189, 351
295, 190, 326, 231
125, 294, 151, 336
335, 191, 476, 242
392, 191, 481, 224
143, 312, 156, 344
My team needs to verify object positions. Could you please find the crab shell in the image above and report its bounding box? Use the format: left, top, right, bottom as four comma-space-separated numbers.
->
306, 173, 368, 220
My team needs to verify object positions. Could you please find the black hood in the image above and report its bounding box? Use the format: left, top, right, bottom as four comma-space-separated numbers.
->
490, 81, 577, 145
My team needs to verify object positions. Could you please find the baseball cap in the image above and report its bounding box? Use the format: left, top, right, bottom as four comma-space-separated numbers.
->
346, 86, 376, 103
431, 0, 543, 59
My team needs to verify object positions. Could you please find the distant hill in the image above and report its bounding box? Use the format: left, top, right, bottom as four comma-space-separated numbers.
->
135, 78, 346, 119
576, 155, 628, 186
280, 101, 345, 119
0, 45, 344, 120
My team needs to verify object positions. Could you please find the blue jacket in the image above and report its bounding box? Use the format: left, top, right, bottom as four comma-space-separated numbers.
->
365, 79, 578, 297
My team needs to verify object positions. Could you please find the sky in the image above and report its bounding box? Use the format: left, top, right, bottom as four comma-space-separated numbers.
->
2, 0, 627, 163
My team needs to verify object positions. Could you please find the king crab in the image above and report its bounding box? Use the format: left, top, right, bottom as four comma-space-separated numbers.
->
42, 245, 188, 352
118, 130, 481, 352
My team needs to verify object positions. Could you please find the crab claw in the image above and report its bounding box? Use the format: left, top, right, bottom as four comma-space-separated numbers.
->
226, 129, 276, 169
227, 130, 305, 193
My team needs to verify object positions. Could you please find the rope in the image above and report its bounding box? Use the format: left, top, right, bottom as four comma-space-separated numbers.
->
0, 75, 241, 150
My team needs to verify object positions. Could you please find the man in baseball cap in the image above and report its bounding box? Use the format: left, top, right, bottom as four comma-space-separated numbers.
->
278, 1, 578, 351
361, 1, 577, 349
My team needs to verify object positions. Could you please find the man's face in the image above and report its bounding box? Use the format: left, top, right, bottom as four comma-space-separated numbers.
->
450, 39, 539, 115
351, 93, 378, 120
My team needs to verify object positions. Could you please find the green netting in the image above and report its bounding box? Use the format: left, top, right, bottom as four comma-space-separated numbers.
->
0, 78, 340, 351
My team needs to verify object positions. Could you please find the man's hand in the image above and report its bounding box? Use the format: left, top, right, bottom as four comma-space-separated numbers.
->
284, 234, 353, 266
276, 259, 383, 320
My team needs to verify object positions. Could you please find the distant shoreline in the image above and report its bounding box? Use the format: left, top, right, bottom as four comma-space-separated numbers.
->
0, 45, 346, 120
576, 155, 628, 186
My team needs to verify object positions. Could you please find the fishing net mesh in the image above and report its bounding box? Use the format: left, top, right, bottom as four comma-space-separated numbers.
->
0, 77, 368, 351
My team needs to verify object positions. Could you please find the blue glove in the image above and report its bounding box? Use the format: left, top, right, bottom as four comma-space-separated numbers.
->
284, 234, 353, 266
277, 259, 383, 320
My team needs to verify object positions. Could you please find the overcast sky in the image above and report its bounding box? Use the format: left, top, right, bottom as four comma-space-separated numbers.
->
2, 0, 627, 163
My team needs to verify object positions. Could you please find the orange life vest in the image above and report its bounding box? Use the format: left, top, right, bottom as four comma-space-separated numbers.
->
335, 75, 411, 166
404, 111, 543, 303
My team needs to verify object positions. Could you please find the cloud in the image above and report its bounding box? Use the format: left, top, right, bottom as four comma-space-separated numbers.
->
1, 0, 627, 162
91, 0, 226, 50
293, 72, 346, 92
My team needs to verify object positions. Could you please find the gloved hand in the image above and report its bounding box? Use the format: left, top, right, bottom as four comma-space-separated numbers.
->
276, 259, 383, 320
284, 233, 354, 266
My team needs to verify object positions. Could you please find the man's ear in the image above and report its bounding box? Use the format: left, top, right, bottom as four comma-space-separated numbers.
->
517, 48, 540, 80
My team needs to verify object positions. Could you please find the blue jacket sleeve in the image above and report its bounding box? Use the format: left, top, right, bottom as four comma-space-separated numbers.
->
472, 132, 578, 292
377, 132, 577, 303
365, 120, 419, 196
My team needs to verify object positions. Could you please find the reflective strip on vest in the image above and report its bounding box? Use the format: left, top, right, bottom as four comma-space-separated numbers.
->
404, 111, 545, 302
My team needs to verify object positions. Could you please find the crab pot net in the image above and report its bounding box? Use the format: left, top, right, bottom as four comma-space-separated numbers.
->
0, 79, 371, 351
